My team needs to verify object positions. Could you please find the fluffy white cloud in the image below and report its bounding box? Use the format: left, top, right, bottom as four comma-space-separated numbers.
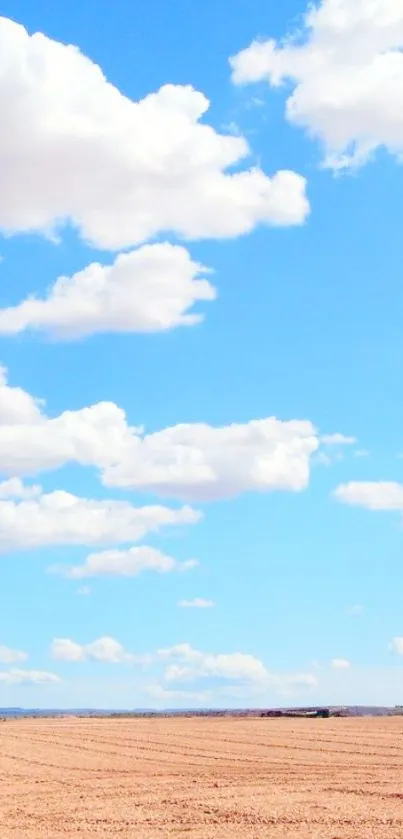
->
50, 636, 317, 701
51, 636, 147, 664
0, 366, 136, 476
102, 417, 320, 501
177, 598, 215, 608
0, 367, 321, 501
55, 546, 198, 579
0, 644, 28, 664
334, 481, 403, 510
158, 643, 270, 684
390, 637, 403, 655
0, 17, 309, 250
0, 244, 216, 340
230, 0, 403, 170
0, 669, 59, 685
157, 644, 318, 696
331, 658, 351, 669
0, 486, 199, 551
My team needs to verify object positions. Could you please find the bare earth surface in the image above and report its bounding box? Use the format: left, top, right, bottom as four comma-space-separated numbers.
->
1, 717, 403, 838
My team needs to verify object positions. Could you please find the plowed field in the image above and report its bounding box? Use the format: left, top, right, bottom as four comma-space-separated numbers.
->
1, 716, 402, 837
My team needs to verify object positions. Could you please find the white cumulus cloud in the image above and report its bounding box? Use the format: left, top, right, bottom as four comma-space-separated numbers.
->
0, 486, 199, 552
54, 546, 198, 579
0, 17, 309, 250
0, 366, 136, 476
230, 0, 403, 170
157, 644, 318, 696
158, 643, 270, 684
0, 367, 321, 501
101, 417, 320, 501
0, 244, 216, 340
50, 636, 317, 701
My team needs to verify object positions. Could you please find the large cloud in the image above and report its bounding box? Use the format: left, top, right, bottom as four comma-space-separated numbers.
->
0, 481, 199, 552
0, 367, 320, 501
0, 244, 216, 340
101, 417, 319, 501
230, 0, 403, 170
0, 17, 309, 249
52, 637, 270, 681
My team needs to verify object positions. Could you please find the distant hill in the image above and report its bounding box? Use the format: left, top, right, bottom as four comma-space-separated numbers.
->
0, 705, 399, 719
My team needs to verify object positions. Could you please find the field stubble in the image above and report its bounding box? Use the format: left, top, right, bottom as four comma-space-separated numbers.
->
1, 716, 402, 837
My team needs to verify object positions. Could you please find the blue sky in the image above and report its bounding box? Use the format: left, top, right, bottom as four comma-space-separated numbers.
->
1, 0, 403, 708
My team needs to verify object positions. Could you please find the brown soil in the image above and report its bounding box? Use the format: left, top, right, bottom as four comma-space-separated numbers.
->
1, 716, 402, 837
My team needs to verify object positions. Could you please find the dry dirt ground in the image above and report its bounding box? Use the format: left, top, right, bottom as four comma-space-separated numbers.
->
1, 716, 403, 838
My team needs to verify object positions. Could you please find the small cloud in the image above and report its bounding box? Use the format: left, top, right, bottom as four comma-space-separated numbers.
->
145, 684, 211, 704
354, 449, 369, 458
177, 598, 215, 609
314, 451, 332, 467
348, 604, 364, 617
0, 644, 28, 664
334, 481, 403, 511
247, 96, 265, 109
221, 120, 241, 135
77, 586, 91, 596
52, 546, 198, 579
50, 636, 150, 666
390, 637, 403, 655
321, 434, 357, 446
0, 669, 59, 685
179, 560, 199, 572
331, 658, 351, 670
